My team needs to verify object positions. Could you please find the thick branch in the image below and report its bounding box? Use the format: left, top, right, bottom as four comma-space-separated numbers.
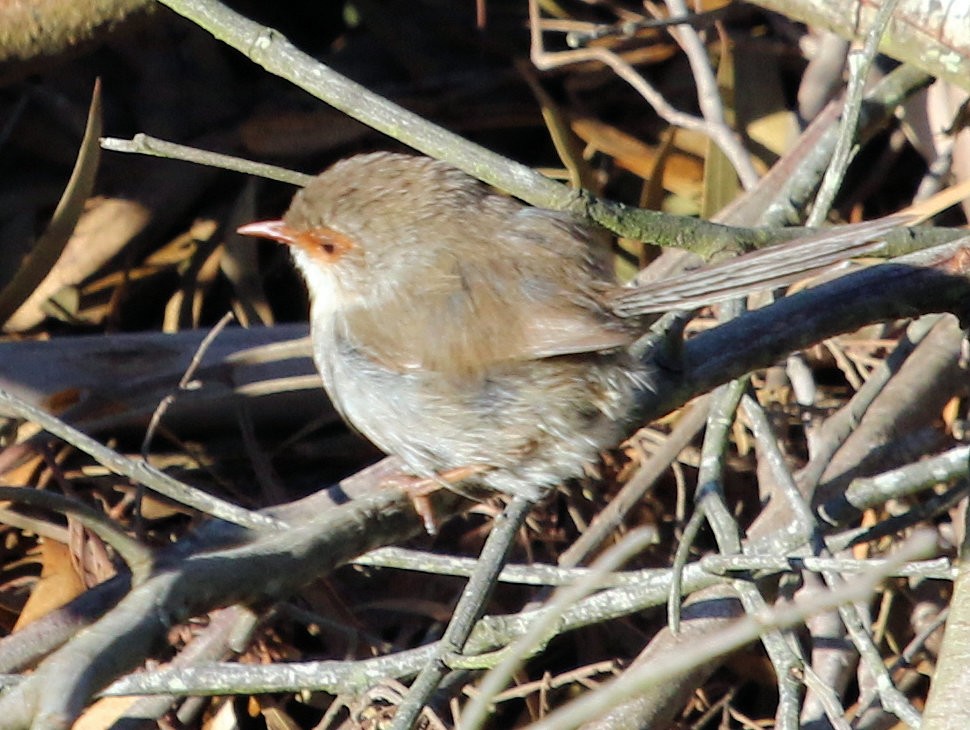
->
640, 249, 970, 421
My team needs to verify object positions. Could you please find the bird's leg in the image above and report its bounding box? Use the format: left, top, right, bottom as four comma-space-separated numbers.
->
384, 465, 489, 534
390, 494, 536, 730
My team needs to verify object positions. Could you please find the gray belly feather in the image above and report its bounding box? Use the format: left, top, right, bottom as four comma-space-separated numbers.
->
313, 326, 643, 500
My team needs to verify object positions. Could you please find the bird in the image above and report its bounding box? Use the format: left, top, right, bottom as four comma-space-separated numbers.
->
238, 151, 896, 508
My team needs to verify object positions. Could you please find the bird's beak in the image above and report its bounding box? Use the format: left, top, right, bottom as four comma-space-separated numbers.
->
237, 219, 298, 246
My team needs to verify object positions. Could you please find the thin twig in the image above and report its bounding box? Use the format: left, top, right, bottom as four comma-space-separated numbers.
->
741, 390, 922, 726
808, 0, 902, 224
530, 0, 757, 188
389, 495, 536, 730
819, 444, 970, 526
525, 532, 935, 730
141, 311, 237, 458
355, 546, 663, 587
700, 554, 955, 581
0, 389, 282, 530
135, 311, 236, 529
155, 0, 574, 211
101, 135, 313, 186
690, 378, 806, 728
461, 530, 655, 730
0, 486, 154, 582
662, 0, 759, 188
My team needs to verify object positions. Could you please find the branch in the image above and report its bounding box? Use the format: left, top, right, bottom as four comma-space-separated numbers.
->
641, 243, 970, 420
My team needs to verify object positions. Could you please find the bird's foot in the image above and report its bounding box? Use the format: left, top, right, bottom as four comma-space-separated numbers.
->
385, 465, 488, 535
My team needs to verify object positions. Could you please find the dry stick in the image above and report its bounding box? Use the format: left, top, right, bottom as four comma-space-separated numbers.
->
801, 664, 855, 730
726, 64, 932, 228
679, 378, 806, 730
486, 660, 620, 706
922, 498, 970, 728
96, 483, 962, 702
561, 5, 732, 45
140, 313, 237, 452
892, 607, 950, 675
827, 484, 968, 558
120, 606, 259, 726
123, 6, 945, 261
527, 532, 936, 730
598, 250, 970, 728
799, 316, 939, 491
101, 135, 312, 186
807, 0, 902, 225
99, 136, 745, 257
560, 253, 965, 724
557, 61, 931, 572
0, 477, 441, 727
158, 0, 570, 210
0, 573, 131, 676
101, 136, 944, 266
95, 449, 966, 702
101, 543, 720, 699
742, 394, 924, 727
0, 389, 281, 530
460, 530, 655, 730
814, 313, 967, 506
0, 505, 67, 543
136, 311, 236, 527
153, 0, 815, 253
661, 0, 759, 189
700, 554, 955, 581
528, 0, 757, 189
647, 251, 970, 422
0, 486, 153, 582
100, 529, 798, 701
819, 445, 970, 531
355, 547, 663, 587
742, 394, 864, 729
389, 495, 536, 730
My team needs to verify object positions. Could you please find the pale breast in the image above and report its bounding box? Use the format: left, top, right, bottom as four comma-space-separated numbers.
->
311, 316, 646, 500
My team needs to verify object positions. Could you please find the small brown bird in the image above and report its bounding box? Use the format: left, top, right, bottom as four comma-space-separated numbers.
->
239, 152, 893, 502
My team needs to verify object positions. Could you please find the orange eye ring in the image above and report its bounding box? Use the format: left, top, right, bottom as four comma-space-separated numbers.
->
296, 228, 355, 262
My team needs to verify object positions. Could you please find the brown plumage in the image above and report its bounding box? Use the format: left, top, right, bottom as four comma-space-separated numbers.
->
239, 152, 895, 500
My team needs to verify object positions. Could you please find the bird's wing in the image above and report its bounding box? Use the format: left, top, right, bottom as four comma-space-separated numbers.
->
608, 217, 901, 316
343, 249, 633, 377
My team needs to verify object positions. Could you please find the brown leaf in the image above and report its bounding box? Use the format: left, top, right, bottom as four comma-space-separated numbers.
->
13, 538, 85, 629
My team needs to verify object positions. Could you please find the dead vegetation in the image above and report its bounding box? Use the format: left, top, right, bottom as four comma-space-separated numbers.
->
0, 1, 968, 728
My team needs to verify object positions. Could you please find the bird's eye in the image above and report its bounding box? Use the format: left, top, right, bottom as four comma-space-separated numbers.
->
295, 227, 355, 263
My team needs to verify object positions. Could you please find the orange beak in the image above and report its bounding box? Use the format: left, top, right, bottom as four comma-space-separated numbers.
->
237, 219, 298, 246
